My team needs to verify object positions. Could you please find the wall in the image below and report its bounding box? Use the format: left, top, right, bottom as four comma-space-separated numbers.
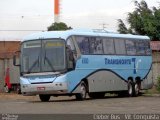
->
0, 41, 20, 92
0, 60, 4, 92
152, 51, 160, 83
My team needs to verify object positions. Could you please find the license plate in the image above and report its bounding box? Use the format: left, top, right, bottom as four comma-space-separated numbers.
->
37, 87, 45, 91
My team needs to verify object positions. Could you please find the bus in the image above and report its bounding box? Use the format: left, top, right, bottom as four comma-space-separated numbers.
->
14, 29, 153, 102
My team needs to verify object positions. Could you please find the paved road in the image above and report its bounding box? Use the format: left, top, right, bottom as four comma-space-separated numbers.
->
0, 93, 160, 114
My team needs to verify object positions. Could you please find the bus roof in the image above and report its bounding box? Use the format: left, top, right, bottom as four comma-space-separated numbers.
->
23, 29, 150, 42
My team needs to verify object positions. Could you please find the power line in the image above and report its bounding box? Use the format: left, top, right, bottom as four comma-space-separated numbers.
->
0, 30, 46, 32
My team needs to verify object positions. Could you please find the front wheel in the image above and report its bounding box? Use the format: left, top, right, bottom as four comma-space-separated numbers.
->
75, 82, 87, 101
39, 95, 50, 102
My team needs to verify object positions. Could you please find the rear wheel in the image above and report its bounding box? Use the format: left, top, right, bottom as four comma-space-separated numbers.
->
128, 80, 134, 97
133, 82, 140, 97
128, 80, 140, 97
75, 82, 87, 101
39, 95, 50, 102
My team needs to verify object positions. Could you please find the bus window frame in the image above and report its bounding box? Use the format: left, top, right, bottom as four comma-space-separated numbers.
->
73, 35, 151, 56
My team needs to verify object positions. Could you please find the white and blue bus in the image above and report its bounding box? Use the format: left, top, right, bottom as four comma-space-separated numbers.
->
14, 29, 153, 102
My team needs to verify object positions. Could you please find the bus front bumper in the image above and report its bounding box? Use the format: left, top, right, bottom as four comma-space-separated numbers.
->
21, 82, 68, 96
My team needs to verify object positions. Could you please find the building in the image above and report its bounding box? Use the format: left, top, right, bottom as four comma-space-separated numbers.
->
0, 41, 20, 92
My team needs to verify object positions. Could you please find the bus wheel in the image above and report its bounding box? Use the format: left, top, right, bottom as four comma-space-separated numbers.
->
127, 80, 134, 97
75, 82, 87, 101
133, 82, 140, 97
4, 85, 11, 93
39, 95, 50, 102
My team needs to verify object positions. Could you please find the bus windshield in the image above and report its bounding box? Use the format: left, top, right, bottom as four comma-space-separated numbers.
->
21, 39, 66, 74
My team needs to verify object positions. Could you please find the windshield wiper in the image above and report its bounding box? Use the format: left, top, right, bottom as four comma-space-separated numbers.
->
44, 51, 56, 72
44, 57, 56, 72
27, 56, 40, 73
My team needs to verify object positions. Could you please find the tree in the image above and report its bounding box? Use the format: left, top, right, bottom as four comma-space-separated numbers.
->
117, 19, 129, 34
47, 22, 72, 31
117, 0, 160, 40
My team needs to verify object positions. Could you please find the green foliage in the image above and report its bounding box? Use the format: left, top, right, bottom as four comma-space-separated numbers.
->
47, 22, 72, 31
117, 0, 160, 40
117, 19, 129, 34
156, 76, 160, 92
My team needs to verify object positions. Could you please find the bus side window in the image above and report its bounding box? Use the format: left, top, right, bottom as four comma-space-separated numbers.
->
89, 37, 103, 54
114, 39, 126, 55
136, 40, 145, 55
67, 38, 76, 69
67, 38, 76, 52
103, 38, 115, 54
126, 40, 136, 55
144, 41, 151, 55
75, 36, 90, 54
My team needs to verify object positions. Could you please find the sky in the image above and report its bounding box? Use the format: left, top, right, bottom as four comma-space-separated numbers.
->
0, 0, 159, 40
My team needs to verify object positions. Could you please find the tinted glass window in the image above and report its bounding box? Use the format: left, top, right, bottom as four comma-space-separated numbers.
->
89, 37, 103, 54
144, 41, 151, 55
136, 40, 145, 55
114, 39, 126, 55
67, 37, 76, 51
21, 40, 66, 73
126, 40, 136, 55
43, 40, 66, 71
75, 36, 151, 56
76, 36, 90, 54
103, 38, 115, 54
22, 41, 41, 73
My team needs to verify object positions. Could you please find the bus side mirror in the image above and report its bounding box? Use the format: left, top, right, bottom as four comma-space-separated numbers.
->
13, 51, 20, 66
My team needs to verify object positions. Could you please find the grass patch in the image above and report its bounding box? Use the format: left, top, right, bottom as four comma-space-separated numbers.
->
144, 86, 159, 95
156, 76, 160, 92
144, 76, 160, 95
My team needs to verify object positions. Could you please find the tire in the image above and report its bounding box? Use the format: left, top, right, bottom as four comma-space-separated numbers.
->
4, 85, 11, 93
128, 80, 134, 97
128, 80, 140, 97
133, 82, 140, 97
39, 95, 50, 102
89, 92, 105, 99
75, 82, 87, 101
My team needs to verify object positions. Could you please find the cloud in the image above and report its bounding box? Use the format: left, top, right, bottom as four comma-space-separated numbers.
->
61, 6, 133, 30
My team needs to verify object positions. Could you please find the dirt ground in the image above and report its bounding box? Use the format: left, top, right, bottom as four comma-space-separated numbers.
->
0, 92, 38, 101
0, 92, 160, 114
